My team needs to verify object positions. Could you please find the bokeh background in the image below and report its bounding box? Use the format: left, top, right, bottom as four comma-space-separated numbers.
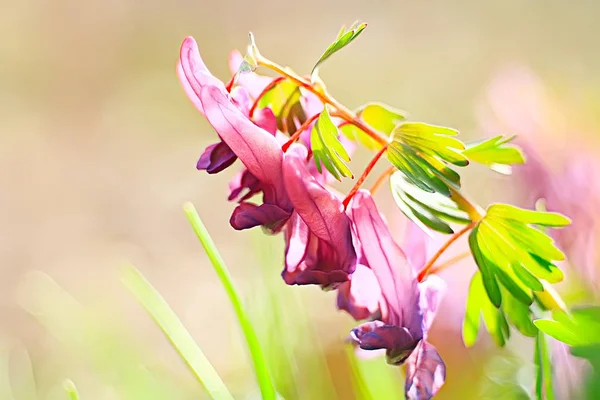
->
2, 0, 600, 398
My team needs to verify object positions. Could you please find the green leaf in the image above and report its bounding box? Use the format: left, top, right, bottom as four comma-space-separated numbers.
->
258, 79, 306, 133
311, 107, 353, 181
63, 380, 80, 400
390, 170, 470, 234
183, 203, 278, 400
501, 287, 537, 337
340, 123, 382, 151
358, 102, 407, 134
122, 265, 234, 400
487, 204, 572, 227
311, 22, 367, 80
462, 135, 525, 174
534, 306, 600, 347
462, 272, 484, 347
469, 226, 502, 308
392, 122, 468, 167
534, 332, 554, 400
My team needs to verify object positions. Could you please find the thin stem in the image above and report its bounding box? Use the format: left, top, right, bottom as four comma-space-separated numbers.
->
282, 112, 321, 152
257, 56, 388, 147
343, 145, 389, 209
369, 166, 395, 195
248, 76, 286, 117
427, 251, 471, 276
417, 223, 476, 282
225, 74, 236, 93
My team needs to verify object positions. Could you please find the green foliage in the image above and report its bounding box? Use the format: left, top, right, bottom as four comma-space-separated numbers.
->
258, 79, 306, 133
311, 107, 353, 180
534, 306, 600, 347
311, 21, 367, 80
358, 102, 406, 135
463, 135, 525, 174
122, 265, 234, 400
534, 332, 554, 400
468, 204, 570, 310
183, 203, 278, 400
390, 170, 470, 234
340, 123, 381, 151
387, 122, 466, 198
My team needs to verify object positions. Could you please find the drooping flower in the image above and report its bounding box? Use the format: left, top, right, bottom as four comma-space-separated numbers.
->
178, 37, 278, 176
281, 148, 357, 287
346, 190, 446, 400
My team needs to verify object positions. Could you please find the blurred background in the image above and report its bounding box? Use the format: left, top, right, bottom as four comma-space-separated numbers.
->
1, 0, 600, 398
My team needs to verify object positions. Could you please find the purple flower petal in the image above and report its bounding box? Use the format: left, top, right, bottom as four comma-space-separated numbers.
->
337, 264, 382, 321
350, 190, 422, 338
230, 86, 251, 116
228, 169, 262, 202
402, 220, 430, 270
283, 212, 310, 280
253, 107, 278, 136
196, 142, 237, 174
229, 202, 290, 232
405, 341, 446, 400
351, 321, 417, 365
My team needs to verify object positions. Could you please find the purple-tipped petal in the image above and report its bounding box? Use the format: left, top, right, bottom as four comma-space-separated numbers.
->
405, 341, 446, 400
350, 190, 422, 338
351, 321, 417, 365
199, 86, 287, 203
196, 142, 237, 174
179, 37, 226, 114
337, 264, 382, 321
281, 152, 357, 285
228, 169, 262, 202
230, 202, 290, 232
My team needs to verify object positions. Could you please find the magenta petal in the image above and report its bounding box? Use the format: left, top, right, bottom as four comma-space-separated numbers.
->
199, 86, 286, 199
405, 341, 446, 400
179, 37, 226, 114
230, 86, 251, 116
351, 321, 417, 365
350, 190, 422, 338
253, 107, 278, 136
228, 169, 262, 202
337, 264, 382, 321
230, 202, 290, 232
196, 142, 237, 174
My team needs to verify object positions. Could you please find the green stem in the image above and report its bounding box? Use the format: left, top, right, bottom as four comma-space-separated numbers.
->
183, 202, 278, 400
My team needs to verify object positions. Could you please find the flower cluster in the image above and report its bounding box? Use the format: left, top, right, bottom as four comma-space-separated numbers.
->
178, 37, 446, 399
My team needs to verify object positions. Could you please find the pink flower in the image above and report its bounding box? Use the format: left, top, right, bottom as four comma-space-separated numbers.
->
345, 190, 446, 399
281, 149, 357, 287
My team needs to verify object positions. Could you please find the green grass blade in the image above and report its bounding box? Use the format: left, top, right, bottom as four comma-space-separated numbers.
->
183, 202, 278, 400
63, 379, 80, 400
121, 265, 234, 400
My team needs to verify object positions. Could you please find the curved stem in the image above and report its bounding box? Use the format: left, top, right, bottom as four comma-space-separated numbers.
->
417, 223, 476, 282
282, 112, 321, 152
257, 56, 388, 147
343, 144, 388, 208
369, 166, 395, 195
426, 251, 471, 276
449, 186, 484, 222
